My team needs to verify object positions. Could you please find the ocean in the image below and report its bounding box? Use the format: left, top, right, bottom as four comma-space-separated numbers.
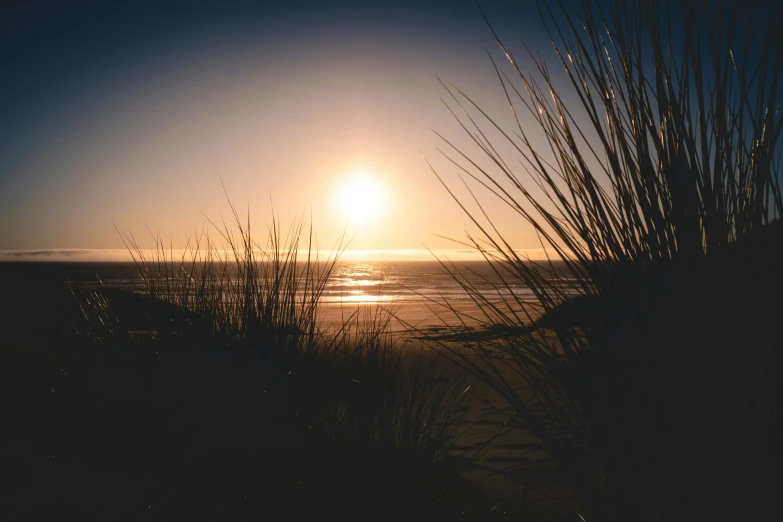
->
6, 260, 570, 303
1, 259, 575, 332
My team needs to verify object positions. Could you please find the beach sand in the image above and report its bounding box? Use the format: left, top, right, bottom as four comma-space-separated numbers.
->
317, 300, 576, 507
318, 298, 542, 337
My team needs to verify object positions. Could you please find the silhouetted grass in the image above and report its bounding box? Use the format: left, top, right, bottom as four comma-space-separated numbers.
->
43, 206, 490, 518
70, 196, 473, 481
114, 193, 341, 361
429, 0, 783, 520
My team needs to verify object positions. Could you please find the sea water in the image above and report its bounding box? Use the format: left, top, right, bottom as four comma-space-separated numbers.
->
1, 259, 575, 332
25, 260, 567, 303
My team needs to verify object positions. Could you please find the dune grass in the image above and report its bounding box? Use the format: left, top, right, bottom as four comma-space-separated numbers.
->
69, 194, 473, 476
47, 201, 492, 518
114, 194, 341, 361
427, 0, 783, 520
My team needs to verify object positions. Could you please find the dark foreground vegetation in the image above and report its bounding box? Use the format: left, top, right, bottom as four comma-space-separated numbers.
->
1, 259, 507, 521
428, 0, 783, 520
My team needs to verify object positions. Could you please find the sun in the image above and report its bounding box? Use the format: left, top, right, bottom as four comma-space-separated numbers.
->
335, 174, 386, 225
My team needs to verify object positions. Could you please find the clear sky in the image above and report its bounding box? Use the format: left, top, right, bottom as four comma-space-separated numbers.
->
1, 0, 559, 261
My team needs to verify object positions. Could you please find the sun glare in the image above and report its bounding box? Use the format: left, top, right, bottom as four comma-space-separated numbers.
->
335, 174, 386, 225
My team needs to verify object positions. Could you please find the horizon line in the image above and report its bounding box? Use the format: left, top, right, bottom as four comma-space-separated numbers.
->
0, 247, 563, 263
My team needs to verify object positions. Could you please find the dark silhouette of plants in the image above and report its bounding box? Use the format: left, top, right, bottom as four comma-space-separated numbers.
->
430, 0, 783, 519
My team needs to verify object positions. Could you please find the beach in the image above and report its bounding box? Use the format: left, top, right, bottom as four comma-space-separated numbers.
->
0, 260, 569, 513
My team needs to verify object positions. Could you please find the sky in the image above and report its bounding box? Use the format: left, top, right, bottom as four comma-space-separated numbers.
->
0, 0, 562, 261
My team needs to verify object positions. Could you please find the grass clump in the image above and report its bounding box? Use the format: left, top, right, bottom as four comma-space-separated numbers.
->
430, 0, 783, 519
61, 195, 482, 519
115, 195, 340, 362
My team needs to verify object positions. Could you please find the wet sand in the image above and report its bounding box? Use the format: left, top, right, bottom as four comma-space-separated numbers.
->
318, 299, 542, 337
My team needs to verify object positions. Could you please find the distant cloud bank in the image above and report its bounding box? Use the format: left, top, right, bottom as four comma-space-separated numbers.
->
0, 249, 135, 262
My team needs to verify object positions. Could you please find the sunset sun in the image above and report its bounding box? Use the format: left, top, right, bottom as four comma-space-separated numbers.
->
335, 174, 386, 225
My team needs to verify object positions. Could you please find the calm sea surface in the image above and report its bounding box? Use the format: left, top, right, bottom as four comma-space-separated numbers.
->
4, 260, 574, 305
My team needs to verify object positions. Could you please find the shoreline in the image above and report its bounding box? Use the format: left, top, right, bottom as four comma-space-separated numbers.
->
317, 299, 542, 337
